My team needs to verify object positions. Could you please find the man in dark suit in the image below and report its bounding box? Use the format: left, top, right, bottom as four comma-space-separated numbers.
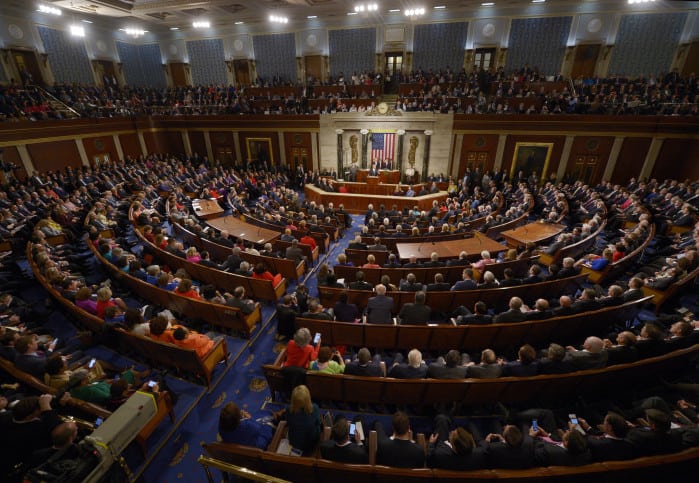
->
428, 414, 486, 470
572, 288, 602, 312
216, 230, 236, 247
344, 347, 384, 377
388, 349, 428, 378
538, 343, 575, 374
498, 268, 522, 287
14, 334, 54, 378
348, 235, 368, 250
397, 291, 432, 325
455, 301, 493, 325
422, 252, 445, 267
220, 248, 243, 271
365, 284, 394, 324
552, 295, 578, 316
524, 298, 553, 320
582, 412, 634, 461
375, 411, 425, 468
558, 257, 581, 278
198, 250, 221, 269
427, 349, 468, 379
320, 416, 368, 464
494, 297, 527, 323
225, 286, 258, 315
451, 268, 477, 291
383, 254, 402, 268
367, 237, 387, 251
481, 425, 537, 469
398, 273, 423, 292
284, 239, 305, 263
446, 251, 470, 266
426, 273, 451, 291
622, 276, 645, 302
599, 284, 626, 307
625, 408, 682, 457
565, 336, 608, 370
604, 331, 639, 365
466, 349, 503, 378
348, 271, 373, 291
521, 264, 544, 284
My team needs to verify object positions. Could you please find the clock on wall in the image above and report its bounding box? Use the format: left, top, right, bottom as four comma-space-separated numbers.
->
377, 102, 389, 114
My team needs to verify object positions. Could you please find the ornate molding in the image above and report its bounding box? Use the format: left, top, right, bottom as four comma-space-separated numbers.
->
365, 106, 402, 116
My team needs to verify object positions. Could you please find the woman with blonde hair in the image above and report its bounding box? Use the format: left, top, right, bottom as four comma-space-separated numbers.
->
96, 286, 127, 319
281, 385, 321, 455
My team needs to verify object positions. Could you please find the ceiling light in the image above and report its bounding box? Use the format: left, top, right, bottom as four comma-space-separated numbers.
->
170, 27, 179, 30
192, 21, 210, 28
70, 25, 85, 37
347, 12, 358, 16
389, 9, 400, 12
404, 8, 426, 17
434, 5, 446, 9
531, 0, 546, 3
307, 15, 317, 19
481, 2, 495, 5
38, 5, 61, 16
628, 0, 656, 3
235, 21, 244, 24
354, 3, 378, 12
269, 15, 289, 24
121, 28, 146, 37
81, 19, 93, 24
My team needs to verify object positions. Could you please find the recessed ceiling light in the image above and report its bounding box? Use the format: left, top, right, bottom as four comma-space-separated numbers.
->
532, 0, 546, 3
235, 21, 244, 25
170, 27, 179, 30
347, 12, 358, 15
307, 15, 317, 19
81, 19, 93, 23
434, 5, 446, 9
389, 9, 400, 12
481, 2, 495, 5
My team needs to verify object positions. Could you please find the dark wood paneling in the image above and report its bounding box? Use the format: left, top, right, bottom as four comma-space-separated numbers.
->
143, 131, 177, 155
458, 134, 499, 178
163, 131, 185, 155
188, 131, 207, 158
28, 140, 81, 172
571, 44, 601, 79
682, 42, 699, 77
82, 136, 118, 167
653, 138, 699, 181
612, 137, 652, 184
118, 133, 142, 158
502, 135, 566, 182
284, 132, 312, 170
567, 136, 615, 185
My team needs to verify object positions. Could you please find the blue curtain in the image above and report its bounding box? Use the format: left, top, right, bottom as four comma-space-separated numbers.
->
38, 26, 93, 85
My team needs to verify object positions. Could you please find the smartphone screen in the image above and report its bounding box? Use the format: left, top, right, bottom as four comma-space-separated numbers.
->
95, 417, 103, 427
313, 332, 320, 344
349, 422, 356, 437
88, 358, 96, 369
532, 419, 538, 431
569, 413, 579, 425
148, 380, 157, 388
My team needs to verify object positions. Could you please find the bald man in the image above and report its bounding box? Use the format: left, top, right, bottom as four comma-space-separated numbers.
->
365, 284, 394, 324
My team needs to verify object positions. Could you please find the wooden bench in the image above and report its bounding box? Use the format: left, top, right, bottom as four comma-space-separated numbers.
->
134, 226, 287, 303
201, 434, 699, 483
263, 344, 699, 407
484, 212, 529, 240
642, 265, 699, 314
273, 238, 320, 266
318, 274, 588, 314
293, 296, 651, 354
88, 238, 262, 337
581, 224, 655, 285
114, 328, 228, 388
537, 221, 606, 268
172, 222, 306, 281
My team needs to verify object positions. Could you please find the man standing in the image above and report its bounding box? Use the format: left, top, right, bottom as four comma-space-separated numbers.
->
365, 284, 394, 324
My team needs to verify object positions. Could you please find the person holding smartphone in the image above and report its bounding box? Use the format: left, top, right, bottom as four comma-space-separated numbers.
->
283, 328, 320, 368
319, 416, 368, 464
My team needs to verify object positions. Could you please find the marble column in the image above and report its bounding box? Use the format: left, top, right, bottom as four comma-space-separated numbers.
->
422, 130, 433, 181
336, 129, 344, 178
360, 129, 369, 169
396, 129, 405, 174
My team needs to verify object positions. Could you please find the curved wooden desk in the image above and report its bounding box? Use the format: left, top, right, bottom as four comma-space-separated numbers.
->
304, 184, 447, 214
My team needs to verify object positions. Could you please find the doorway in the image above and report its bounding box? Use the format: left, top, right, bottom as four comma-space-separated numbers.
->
473, 48, 496, 72
384, 51, 403, 94
304, 55, 323, 85
169, 63, 188, 87
571, 44, 601, 80
233, 60, 251, 87
11, 50, 45, 86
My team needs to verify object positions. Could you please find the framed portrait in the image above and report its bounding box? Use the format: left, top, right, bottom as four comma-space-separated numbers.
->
510, 142, 554, 182
245, 137, 274, 165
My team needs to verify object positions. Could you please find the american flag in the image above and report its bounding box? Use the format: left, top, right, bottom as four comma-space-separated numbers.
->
371, 132, 396, 164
